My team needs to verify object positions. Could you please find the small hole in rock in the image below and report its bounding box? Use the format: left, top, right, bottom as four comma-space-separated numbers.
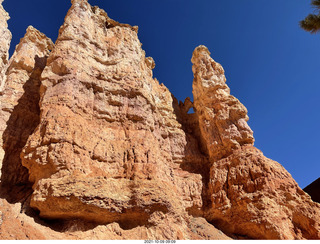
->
187, 107, 195, 114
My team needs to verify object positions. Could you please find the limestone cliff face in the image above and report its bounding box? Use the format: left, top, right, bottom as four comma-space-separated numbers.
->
0, 0, 319, 240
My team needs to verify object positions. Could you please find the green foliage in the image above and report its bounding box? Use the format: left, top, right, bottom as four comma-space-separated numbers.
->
300, 0, 320, 33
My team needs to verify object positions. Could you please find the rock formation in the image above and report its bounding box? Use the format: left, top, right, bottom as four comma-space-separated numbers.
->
21, 0, 201, 231
0, 0, 11, 170
0, 0, 10, 92
0, 26, 53, 202
0, 0, 319, 240
191, 46, 320, 239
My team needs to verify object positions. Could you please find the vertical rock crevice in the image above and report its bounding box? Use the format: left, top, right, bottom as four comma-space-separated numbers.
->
171, 96, 212, 217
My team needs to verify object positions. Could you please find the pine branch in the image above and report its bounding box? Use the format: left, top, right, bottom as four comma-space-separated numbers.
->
300, 14, 320, 33
311, 0, 320, 10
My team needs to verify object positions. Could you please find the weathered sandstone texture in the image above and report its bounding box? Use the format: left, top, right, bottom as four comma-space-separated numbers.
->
0, 0, 319, 240
191, 46, 320, 239
0, 26, 53, 202
0, 0, 11, 93
0, 0, 11, 168
21, 0, 201, 229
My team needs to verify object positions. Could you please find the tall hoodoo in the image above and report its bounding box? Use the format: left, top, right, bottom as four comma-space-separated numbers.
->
192, 45, 254, 161
191, 45, 320, 239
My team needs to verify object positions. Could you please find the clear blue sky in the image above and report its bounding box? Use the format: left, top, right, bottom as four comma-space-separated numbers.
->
3, 0, 319, 188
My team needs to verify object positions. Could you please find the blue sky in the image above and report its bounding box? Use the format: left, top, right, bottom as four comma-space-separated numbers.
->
3, 0, 319, 188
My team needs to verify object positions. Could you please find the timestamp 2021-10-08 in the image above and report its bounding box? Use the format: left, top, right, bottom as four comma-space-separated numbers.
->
144, 240, 176, 244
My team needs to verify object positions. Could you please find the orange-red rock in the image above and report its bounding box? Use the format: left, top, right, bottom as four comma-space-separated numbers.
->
20, 0, 206, 236
191, 46, 320, 239
206, 145, 320, 239
0, 0, 319, 240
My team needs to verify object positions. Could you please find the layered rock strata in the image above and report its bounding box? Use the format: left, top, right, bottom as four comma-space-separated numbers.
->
0, 0, 319, 240
21, 0, 203, 231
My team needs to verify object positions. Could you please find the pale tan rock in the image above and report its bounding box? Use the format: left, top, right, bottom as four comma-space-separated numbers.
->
0, 26, 53, 201
192, 45, 254, 161
0, 195, 230, 240
0, 0, 11, 93
0, 0, 11, 165
31, 176, 179, 226
63, 215, 230, 240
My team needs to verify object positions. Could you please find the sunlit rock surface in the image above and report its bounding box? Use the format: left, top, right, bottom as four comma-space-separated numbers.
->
0, 0, 319, 240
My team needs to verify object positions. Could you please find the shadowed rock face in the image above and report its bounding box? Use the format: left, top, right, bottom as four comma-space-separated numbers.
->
304, 178, 320, 204
0, 0, 319, 240
0, 26, 53, 202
